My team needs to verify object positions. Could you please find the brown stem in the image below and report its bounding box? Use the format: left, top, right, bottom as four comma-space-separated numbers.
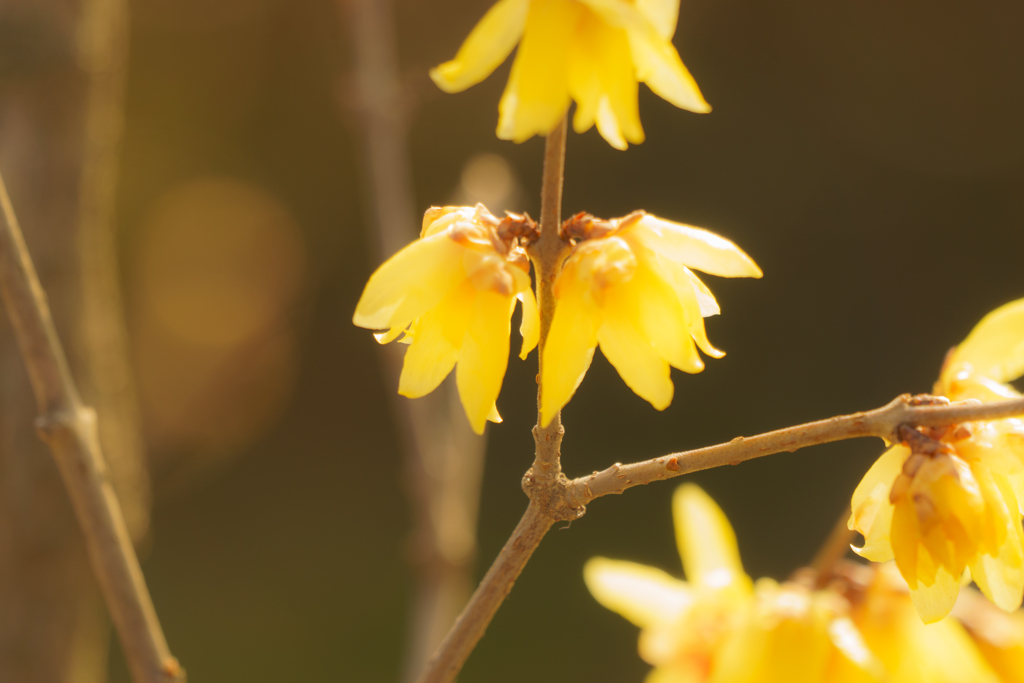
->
0, 174, 183, 683
529, 116, 569, 487
415, 502, 554, 683
566, 394, 1024, 505
415, 118, 572, 683
340, 0, 489, 679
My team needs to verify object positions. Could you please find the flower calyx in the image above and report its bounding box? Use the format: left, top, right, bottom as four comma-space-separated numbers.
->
559, 209, 645, 243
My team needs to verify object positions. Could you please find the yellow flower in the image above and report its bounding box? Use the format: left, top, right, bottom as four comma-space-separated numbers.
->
851, 564, 1001, 683
850, 299, 1024, 623
352, 205, 540, 434
430, 0, 710, 149
585, 484, 881, 683
954, 584, 1024, 683
541, 211, 760, 426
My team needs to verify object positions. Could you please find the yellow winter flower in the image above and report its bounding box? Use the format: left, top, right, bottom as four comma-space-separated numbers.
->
540, 211, 760, 426
585, 484, 881, 683
851, 563, 1002, 683
353, 205, 540, 434
430, 0, 710, 149
849, 299, 1024, 623
954, 584, 1024, 683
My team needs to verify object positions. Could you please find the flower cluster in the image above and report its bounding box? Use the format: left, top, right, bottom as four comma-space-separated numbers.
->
430, 0, 709, 149
353, 205, 539, 434
354, 205, 759, 433
588, 483, 1024, 682
542, 211, 761, 426
586, 485, 884, 683
850, 299, 1024, 622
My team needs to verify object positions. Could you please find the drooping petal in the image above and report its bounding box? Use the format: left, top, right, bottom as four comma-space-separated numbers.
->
430, 0, 530, 94
576, 0, 710, 114
636, 0, 678, 39
374, 325, 405, 344
353, 231, 466, 330
969, 472, 1024, 612
497, 0, 578, 142
685, 268, 721, 316
627, 261, 703, 373
518, 288, 539, 359
456, 290, 513, 434
595, 98, 628, 150
628, 215, 762, 278
625, 23, 709, 113
584, 557, 693, 628
668, 262, 724, 358
597, 296, 674, 410
891, 496, 920, 586
850, 445, 907, 563
398, 310, 458, 398
673, 484, 751, 596
567, 8, 642, 149
1009, 473, 1024, 515
909, 563, 962, 624
566, 19, 602, 135
541, 277, 600, 426
946, 298, 1024, 385
595, 22, 643, 147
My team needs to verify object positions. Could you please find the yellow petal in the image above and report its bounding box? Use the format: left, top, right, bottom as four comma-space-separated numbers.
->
597, 301, 673, 410
374, 325, 405, 344
429, 0, 530, 94
518, 288, 539, 359
1009, 472, 1024, 515
595, 97, 628, 150
909, 564, 962, 624
398, 310, 458, 398
575, 0, 709, 114
673, 484, 752, 595
667, 263, 724, 358
540, 276, 600, 426
567, 8, 642, 148
891, 495, 920, 586
684, 268, 721, 316
636, 0, 678, 39
970, 472, 1024, 612
497, 0, 578, 142
827, 617, 886, 683
456, 290, 512, 434
488, 403, 503, 424
353, 231, 465, 330
584, 557, 693, 628
628, 215, 762, 278
623, 261, 703, 373
944, 297, 1024, 385
849, 446, 907, 562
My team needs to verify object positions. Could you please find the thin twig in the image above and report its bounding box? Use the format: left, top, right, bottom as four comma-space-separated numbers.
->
416, 119, 572, 683
566, 394, 1024, 505
340, 0, 488, 678
0, 174, 183, 683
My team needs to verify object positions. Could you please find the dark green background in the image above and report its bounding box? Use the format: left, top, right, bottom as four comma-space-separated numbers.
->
111, 0, 1024, 680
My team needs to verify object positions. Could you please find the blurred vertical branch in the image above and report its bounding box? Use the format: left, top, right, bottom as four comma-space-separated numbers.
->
339, 1, 488, 680
0, 0, 149, 681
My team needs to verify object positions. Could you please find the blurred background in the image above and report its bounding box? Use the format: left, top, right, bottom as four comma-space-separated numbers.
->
0, 0, 1022, 681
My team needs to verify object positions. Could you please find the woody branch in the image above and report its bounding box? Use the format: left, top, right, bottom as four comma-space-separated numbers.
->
0, 173, 183, 683
567, 393, 1024, 505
